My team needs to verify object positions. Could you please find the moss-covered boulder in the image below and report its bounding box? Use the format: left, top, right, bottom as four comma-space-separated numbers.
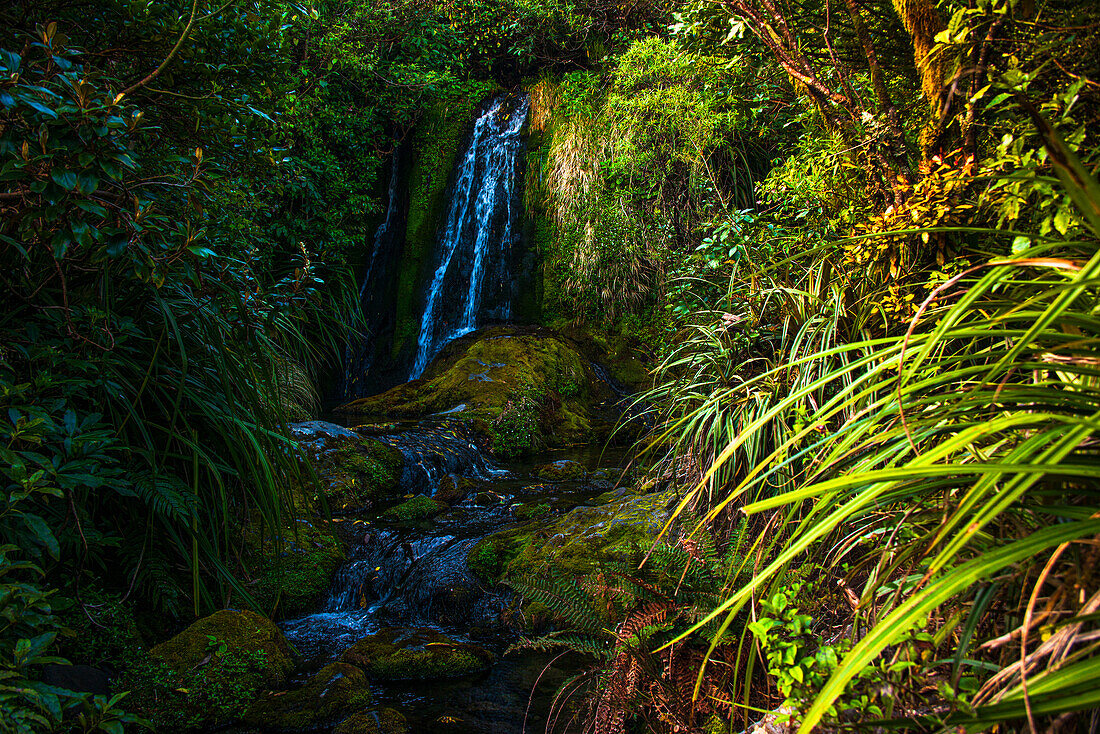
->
435, 473, 476, 504
382, 495, 448, 521
291, 422, 405, 513
533, 459, 587, 481
244, 662, 371, 730
468, 488, 677, 582
129, 610, 294, 729
150, 610, 293, 685
340, 628, 493, 681
335, 327, 615, 455
334, 708, 409, 734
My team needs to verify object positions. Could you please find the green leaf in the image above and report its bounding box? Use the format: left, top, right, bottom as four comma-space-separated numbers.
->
22, 513, 60, 560
50, 169, 77, 191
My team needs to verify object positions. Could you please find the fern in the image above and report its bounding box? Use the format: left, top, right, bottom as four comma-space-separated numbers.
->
133, 472, 198, 524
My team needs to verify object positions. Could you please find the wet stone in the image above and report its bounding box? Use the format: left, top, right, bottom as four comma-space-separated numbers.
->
340, 628, 494, 681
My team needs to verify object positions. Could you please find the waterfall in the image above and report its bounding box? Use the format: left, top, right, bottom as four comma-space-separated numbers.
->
344, 147, 403, 396
410, 94, 530, 380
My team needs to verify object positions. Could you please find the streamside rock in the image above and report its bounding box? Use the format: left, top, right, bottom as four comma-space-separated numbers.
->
149, 610, 293, 687
533, 459, 587, 481
291, 421, 405, 513
244, 662, 372, 730
340, 628, 493, 681
334, 708, 409, 734
335, 326, 617, 455
468, 488, 678, 582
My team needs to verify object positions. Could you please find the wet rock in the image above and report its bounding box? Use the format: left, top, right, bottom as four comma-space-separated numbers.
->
468, 488, 677, 582
533, 459, 587, 481
435, 473, 476, 504
335, 327, 618, 454
244, 662, 371, 730
382, 495, 448, 521
150, 610, 292, 687
340, 628, 493, 681
334, 708, 409, 734
290, 420, 405, 513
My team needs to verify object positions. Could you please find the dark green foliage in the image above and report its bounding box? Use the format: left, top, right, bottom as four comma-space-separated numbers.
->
489, 387, 545, 458
126, 644, 271, 730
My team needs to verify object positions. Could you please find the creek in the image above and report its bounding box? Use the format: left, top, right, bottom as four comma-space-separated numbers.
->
282, 419, 630, 732
275, 91, 628, 732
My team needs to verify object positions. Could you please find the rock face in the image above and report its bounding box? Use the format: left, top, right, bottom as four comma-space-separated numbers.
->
340, 628, 493, 681
335, 326, 618, 456
244, 662, 372, 730
334, 708, 410, 734
150, 610, 293, 687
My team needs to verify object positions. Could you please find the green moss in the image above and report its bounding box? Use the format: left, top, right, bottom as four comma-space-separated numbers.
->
338, 327, 614, 452
252, 519, 345, 618
128, 610, 293, 730
321, 438, 404, 512
340, 628, 493, 681
471, 488, 676, 583
334, 708, 409, 734
515, 502, 551, 521
244, 662, 371, 730
382, 495, 448, 521
467, 530, 535, 582
149, 610, 292, 682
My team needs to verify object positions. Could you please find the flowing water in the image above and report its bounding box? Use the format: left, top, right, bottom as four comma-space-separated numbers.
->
293, 91, 603, 731
282, 419, 628, 732
344, 146, 404, 397
411, 94, 530, 379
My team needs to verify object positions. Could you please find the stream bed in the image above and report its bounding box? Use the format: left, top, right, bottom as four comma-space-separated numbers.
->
280, 418, 630, 732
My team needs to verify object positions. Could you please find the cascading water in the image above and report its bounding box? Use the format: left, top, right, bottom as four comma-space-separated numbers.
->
344, 148, 403, 397
410, 94, 530, 379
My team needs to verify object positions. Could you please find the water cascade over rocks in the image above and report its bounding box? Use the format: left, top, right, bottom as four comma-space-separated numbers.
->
410, 94, 530, 379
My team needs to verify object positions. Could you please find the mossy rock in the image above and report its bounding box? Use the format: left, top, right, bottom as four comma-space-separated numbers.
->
340, 628, 493, 681
469, 488, 677, 583
336, 327, 614, 453
250, 518, 346, 618
314, 436, 405, 513
334, 708, 409, 734
514, 501, 552, 521
382, 495, 448, 521
533, 459, 586, 481
244, 662, 371, 731
150, 610, 292, 686
435, 473, 476, 504
131, 610, 294, 729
